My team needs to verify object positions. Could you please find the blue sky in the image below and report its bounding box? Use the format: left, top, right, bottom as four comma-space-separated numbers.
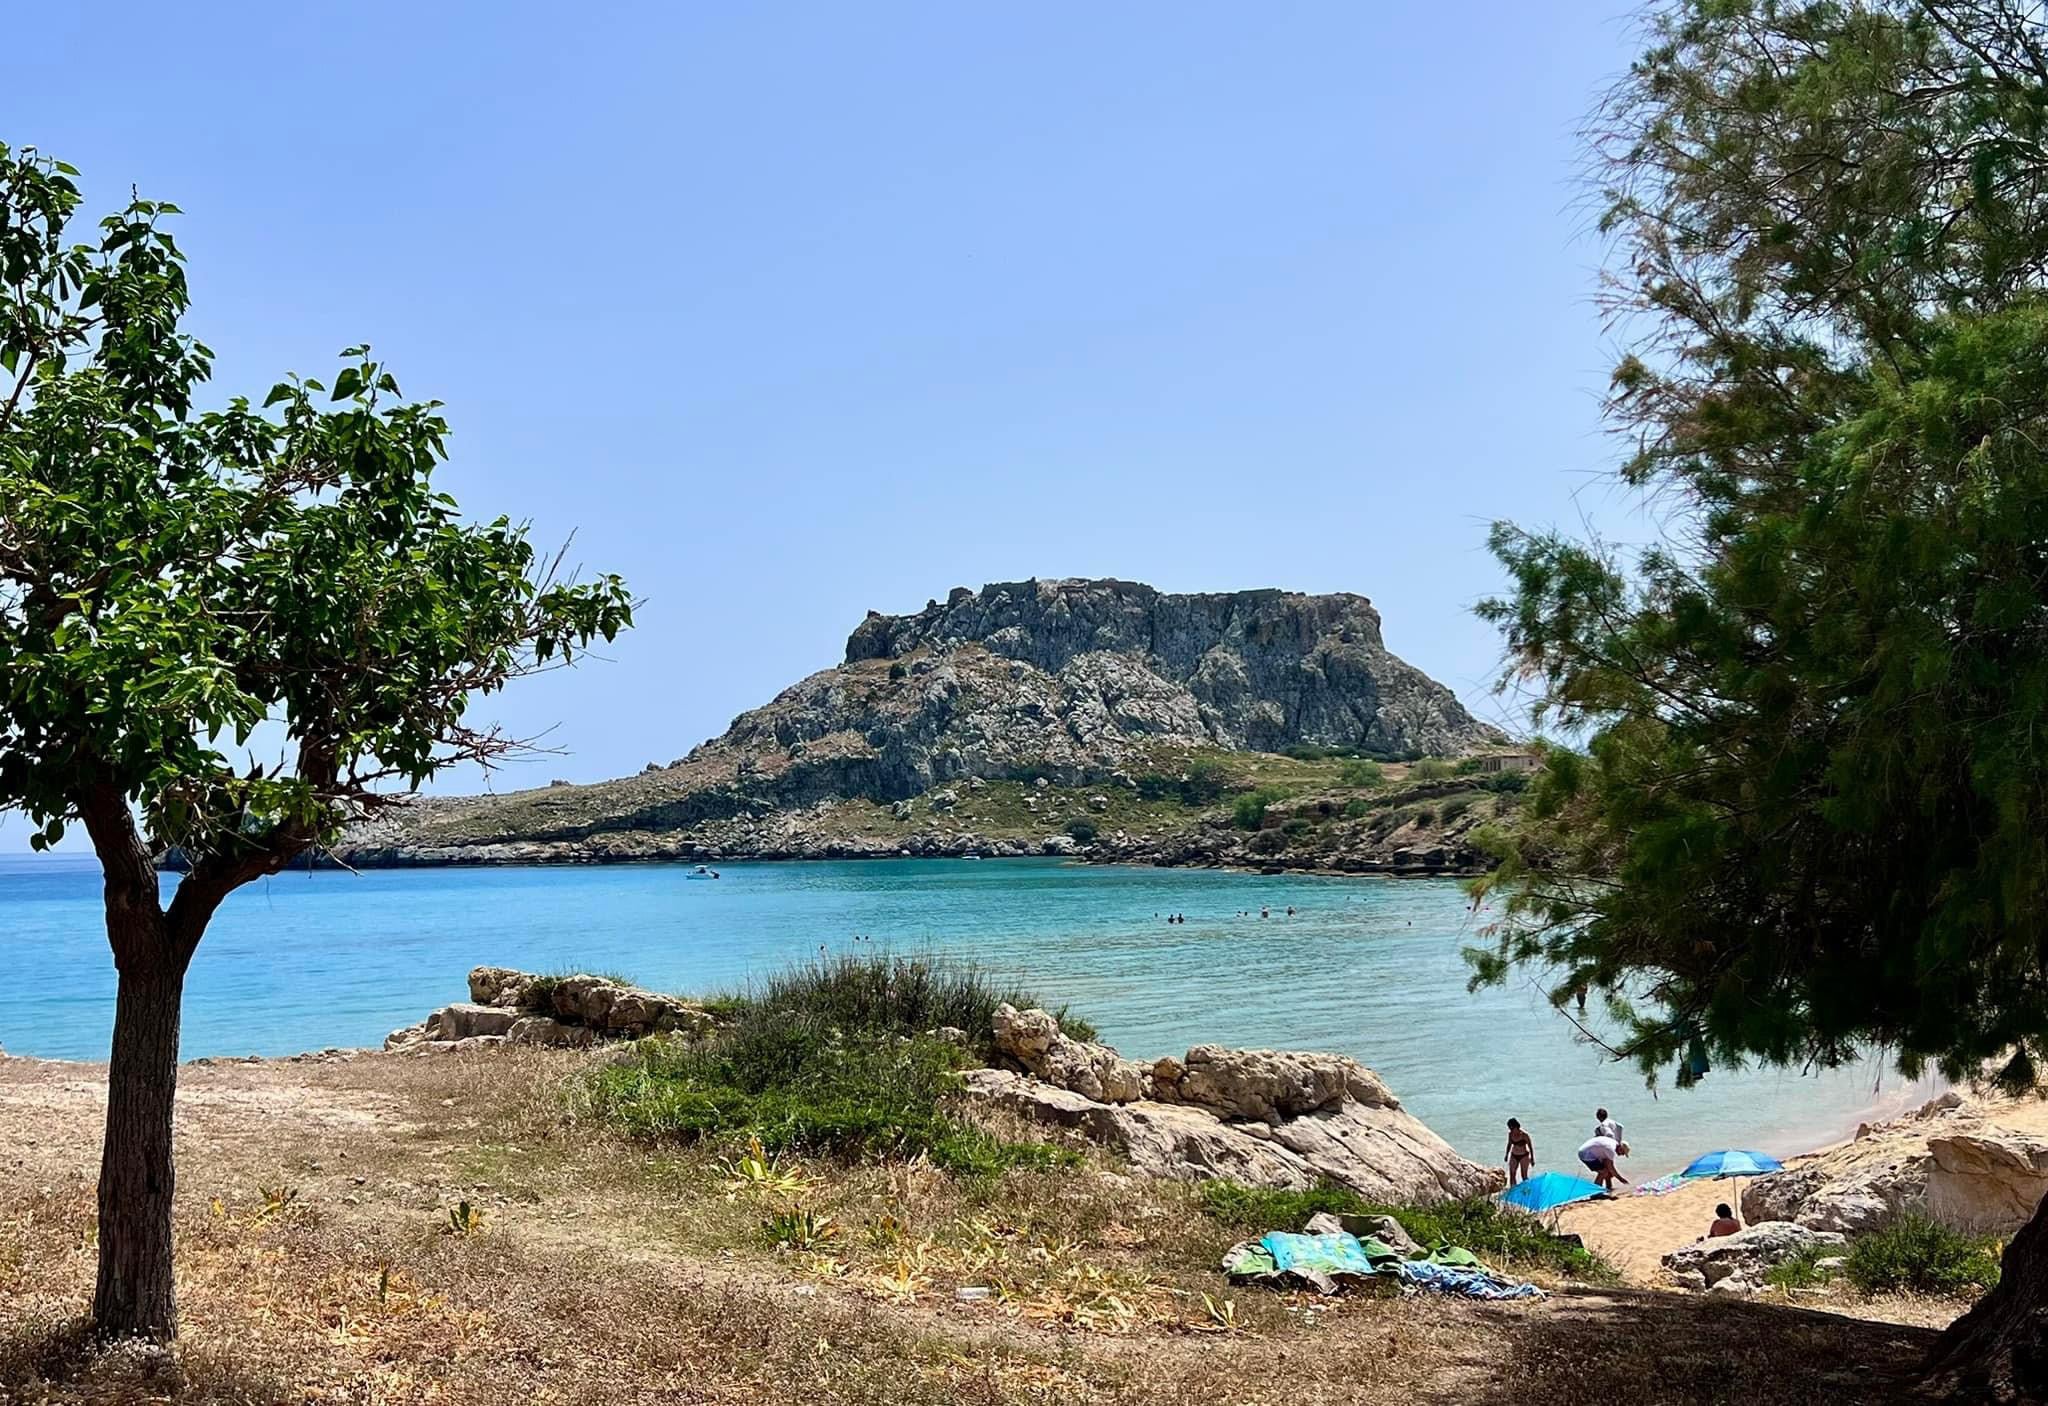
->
4, 3, 1643, 849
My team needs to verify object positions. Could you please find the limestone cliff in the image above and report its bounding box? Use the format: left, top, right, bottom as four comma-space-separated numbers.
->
323, 579, 1507, 867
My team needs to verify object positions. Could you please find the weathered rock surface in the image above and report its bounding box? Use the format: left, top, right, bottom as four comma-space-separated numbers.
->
1739, 1089, 2048, 1237
970, 1007, 1502, 1203
309, 580, 1504, 868
1662, 1222, 1847, 1294
384, 966, 718, 1053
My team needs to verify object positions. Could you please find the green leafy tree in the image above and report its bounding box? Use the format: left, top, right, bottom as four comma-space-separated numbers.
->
1468, 5, 2048, 1396
0, 146, 631, 1340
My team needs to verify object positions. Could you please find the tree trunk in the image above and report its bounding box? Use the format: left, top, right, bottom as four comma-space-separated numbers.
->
1924, 1189, 2048, 1401
91, 940, 187, 1340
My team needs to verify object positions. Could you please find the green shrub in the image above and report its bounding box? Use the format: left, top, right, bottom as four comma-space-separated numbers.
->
1339, 759, 1385, 787
1407, 758, 1454, 781
1281, 816, 1314, 836
1181, 755, 1234, 803
1479, 771, 1530, 794
1232, 786, 1289, 830
1282, 744, 1330, 761
1343, 798, 1373, 819
585, 1021, 1068, 1174
887, 660, 908, 681
1843, 1215, 2001, 1295
1196, 1181, 1615, 1282
1248, 828, 1289, 855
1439, 795, 1475, 823
736, 953, 1095, 1047
1065, 818, 1097, 843
583, 954, 1095, 1176
1764, 1244, 1838, 1290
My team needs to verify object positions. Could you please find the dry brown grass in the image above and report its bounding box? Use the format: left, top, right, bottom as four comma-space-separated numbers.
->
0, 1050, 1946, 1405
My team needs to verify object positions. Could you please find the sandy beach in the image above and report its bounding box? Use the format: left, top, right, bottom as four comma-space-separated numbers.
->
1549, 1082, 2048, 1288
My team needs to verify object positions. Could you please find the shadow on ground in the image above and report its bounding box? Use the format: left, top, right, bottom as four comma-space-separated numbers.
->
1436, 1287, 1941, 1406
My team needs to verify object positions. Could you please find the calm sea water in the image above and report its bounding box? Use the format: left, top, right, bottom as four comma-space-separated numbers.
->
1, 853, 1933, 1170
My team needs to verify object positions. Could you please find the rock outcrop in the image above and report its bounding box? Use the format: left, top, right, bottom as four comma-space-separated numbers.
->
1661, 1223, 1848, 1294
308, 580, 1505, 868
968, 1005, 1502, 1204
383, 966, 718, 1053
1739, 1089, 2048, 1237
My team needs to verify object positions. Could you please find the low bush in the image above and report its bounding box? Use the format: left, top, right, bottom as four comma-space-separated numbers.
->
1339, 759, 1384, 787
1343, 798, 1374, 819
1843, 1215, 2001, 1295
1281, 816, 1314, 836
1438, 795, 1475, 823
1232, 786, 1290, 830
1196, 1181, 1615, 1282
583, 955, 1095, 1176
1478, 771, 1530, 794
1407, 758, 1455, 781
1763, 1244, 1838, 1290
737, 953, 1096, 1047
1065, 818, 1098, 843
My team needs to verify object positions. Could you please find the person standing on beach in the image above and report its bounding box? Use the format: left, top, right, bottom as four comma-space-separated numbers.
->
1504, 1118, 1534, 1186
1594, 1107, 1624, 1145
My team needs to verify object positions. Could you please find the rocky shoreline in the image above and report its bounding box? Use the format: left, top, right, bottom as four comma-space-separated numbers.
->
374, 965, 1503, 1205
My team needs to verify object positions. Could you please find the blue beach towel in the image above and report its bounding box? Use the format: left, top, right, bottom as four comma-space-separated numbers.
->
1258, 1231, 1382, 1278
1389, 1260, 1546, 1300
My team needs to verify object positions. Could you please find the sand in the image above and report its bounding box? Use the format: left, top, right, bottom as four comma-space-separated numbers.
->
1555, 1175, 1743, 1283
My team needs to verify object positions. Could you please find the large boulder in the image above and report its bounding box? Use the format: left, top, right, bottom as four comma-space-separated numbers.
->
1159, 1045, 1397, 1120
964, 1020, 1502, 1204
1662, 1222, 1847, 1292
468, 966, 537, 1007
992, 1003, 1149, 1105
1738, 1090, 2048, 1238
1927, 1129, 2048, 1234
423, 1003, 519, 1041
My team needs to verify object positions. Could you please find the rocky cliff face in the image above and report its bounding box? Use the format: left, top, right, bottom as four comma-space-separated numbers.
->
323, 579, 1504, 866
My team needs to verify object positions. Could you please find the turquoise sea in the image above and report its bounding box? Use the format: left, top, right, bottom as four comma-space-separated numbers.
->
1, 853, 1934, 1170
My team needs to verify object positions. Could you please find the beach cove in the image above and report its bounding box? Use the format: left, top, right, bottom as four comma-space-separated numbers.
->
2, 853, 1935, 1170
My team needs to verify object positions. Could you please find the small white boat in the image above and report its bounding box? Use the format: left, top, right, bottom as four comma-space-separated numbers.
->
686, 865, 721, 880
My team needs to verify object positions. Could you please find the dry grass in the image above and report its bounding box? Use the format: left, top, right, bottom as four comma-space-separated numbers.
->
0, 1050, 1946, 1405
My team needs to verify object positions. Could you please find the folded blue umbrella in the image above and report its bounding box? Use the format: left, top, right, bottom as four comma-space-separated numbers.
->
1681, 1149, 1784, 1179
1498, 1169, 1607, 1213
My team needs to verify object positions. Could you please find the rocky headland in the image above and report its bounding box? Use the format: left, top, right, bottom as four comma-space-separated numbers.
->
287, 579, 1520, 874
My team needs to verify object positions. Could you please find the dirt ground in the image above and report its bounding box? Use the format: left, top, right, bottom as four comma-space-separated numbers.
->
0, 1049, 1960, 1405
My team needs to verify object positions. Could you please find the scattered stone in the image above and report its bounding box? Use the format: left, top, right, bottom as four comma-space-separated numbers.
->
1662, 1222, 1846, 1289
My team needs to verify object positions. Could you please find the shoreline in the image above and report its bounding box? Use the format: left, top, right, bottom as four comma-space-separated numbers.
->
152, 847, 1492, 880
0, 1040, 1944, 1182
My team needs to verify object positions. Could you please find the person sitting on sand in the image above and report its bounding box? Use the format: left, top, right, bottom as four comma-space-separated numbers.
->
1504, 1118, 1534, 1186
1577, 1133, 1630, 1191
1707, 1203, 1742, 1238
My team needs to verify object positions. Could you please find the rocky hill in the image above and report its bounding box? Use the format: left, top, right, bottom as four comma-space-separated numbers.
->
324, 578, 1514, 869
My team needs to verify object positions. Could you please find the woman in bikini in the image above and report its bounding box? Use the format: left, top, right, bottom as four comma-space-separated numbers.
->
1504, 1118, 1535, 1186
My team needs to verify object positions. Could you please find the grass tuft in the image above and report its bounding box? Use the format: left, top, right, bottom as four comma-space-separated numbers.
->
583, 955, 1086, 1176
1842, 1214, 2001, 1296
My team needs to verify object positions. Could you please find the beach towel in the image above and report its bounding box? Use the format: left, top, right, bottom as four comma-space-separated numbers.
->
1387, 1260, 1546, 1300
1223, 1232, 1543, 1299
1632, 1173, 1685, 1197
1259, 1231, 1382, 1278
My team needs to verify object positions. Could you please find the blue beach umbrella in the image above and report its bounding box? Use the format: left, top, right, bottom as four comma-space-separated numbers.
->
1680, 1149, 1785, 1180
1498, 1170, 1608, 1213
